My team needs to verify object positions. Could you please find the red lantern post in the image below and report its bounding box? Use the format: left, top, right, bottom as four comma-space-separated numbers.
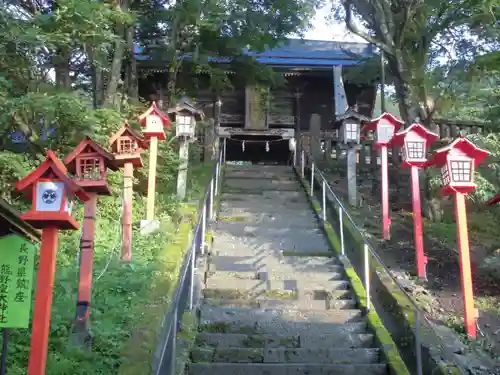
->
64, 137, 118, 346
389, 123, 438, 279
109, 123, 148, 262
362, 112, 404, 240
138, 102, 170, 233
426, 136, 490, 338
15, 151, 89, 375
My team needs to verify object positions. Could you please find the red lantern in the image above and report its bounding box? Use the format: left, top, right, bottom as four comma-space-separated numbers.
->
362, 112, 404, 149
138, 101, 171, 140
389, 123, 439, 168
16, 151, 89, 230
426, 136, 489, 196
64, 136, 118, 195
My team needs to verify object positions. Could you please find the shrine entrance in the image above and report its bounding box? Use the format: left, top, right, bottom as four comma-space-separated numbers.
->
224, 135, 292, 165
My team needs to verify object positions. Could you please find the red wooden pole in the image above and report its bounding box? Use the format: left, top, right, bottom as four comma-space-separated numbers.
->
74, 193, 97, 342
122, 162, 133, 262
410, 166, 427, 279
380, 146, 391, 240
28, 227, 59, 375
454, 192, 477, 338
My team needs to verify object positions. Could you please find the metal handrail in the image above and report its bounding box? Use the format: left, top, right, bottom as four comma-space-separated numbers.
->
298, 142, 467, 375
153, 148, 224, 375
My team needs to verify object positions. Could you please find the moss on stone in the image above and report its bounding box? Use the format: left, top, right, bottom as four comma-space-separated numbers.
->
261, 290, 295, 299
218, 215, 247, 223
199, 322, 231, 333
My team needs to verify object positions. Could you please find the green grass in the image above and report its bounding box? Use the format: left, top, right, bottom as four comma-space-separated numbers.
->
3, 162, 215, 375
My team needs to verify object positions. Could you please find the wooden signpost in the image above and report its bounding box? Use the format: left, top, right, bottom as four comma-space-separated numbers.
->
64, 136, 118, 347
109, 123, 148, 262
16, 151, 89, 375
138, 102, 171, 234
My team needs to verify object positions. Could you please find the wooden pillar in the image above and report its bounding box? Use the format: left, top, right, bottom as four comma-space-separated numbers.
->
310, 114, 322, 161
122, 162, 133, 262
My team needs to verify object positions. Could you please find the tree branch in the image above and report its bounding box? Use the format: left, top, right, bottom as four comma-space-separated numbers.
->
342, 0, 392, 53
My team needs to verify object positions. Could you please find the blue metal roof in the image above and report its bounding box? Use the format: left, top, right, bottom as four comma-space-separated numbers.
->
135, 38, 373, 68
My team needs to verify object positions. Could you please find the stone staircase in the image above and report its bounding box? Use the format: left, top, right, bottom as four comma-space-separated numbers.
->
185, 165, 390, 375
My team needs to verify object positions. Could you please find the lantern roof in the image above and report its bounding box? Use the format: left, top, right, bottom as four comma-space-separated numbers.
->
389, 123, 439, 147
362, 112, 405, 133
64, 136, 118, 172
16, 150, 90, 202
109, 122, 149, 150
167, 97, 205, 122
426, 136, 490, 168
331, 108, 370, 130
138, 101, 171, 129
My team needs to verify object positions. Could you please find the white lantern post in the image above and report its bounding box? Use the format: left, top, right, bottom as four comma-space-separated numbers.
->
168, 98, 204, 200
336, 109, 369, 207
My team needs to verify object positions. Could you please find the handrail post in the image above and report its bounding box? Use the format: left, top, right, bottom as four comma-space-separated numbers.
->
339, 206, 345, 256
215, 163, 219, 196
415, 309, 424, 375
364, 244, 370, 311
189, 246, 196, 310
310, 162, 315, 196
301, 150, 305, 178
201, 203, 206, 255
322, 179, 326, 221
223, 137, 227, 164
209, 179, 214, 221
169, 311, 177, 375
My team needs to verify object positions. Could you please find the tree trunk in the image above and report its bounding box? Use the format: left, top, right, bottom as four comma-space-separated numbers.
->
125, 25, 138, 102
54, 47, 71, 90
103, 0, 129, 107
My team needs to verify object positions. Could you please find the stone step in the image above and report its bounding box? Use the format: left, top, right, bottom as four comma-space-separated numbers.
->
203, 297, 329, 310
222, 190, 305, 201
198, 320, 368, 335
206, 270, 345, 283
216, 213, 318, 229
199, 306, 364, 325
195, 332, 376, 349
203, 289, 354, 302
256, 270, 344, 281
191, 347, 380, 364
205, 278, 350, 295
225, 165, 295, 174
207, 255, 341, 274
187, 363, 387, 375
213, 224, 324, 238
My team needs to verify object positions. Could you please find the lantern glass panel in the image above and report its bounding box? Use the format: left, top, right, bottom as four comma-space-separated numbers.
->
441, 165, 450, 186
404, 140, 425, 160
176, 115, 194, 137
36, 181, 64, 212
118, 138, 137, 154
450, 160, 473, 183
79, 157, 101, 180
343, 120, 358, 143
377, 124, 395, 144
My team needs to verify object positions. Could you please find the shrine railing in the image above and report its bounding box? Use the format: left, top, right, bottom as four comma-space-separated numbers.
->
152, 149, 224, 375
296, 140, 467, 375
